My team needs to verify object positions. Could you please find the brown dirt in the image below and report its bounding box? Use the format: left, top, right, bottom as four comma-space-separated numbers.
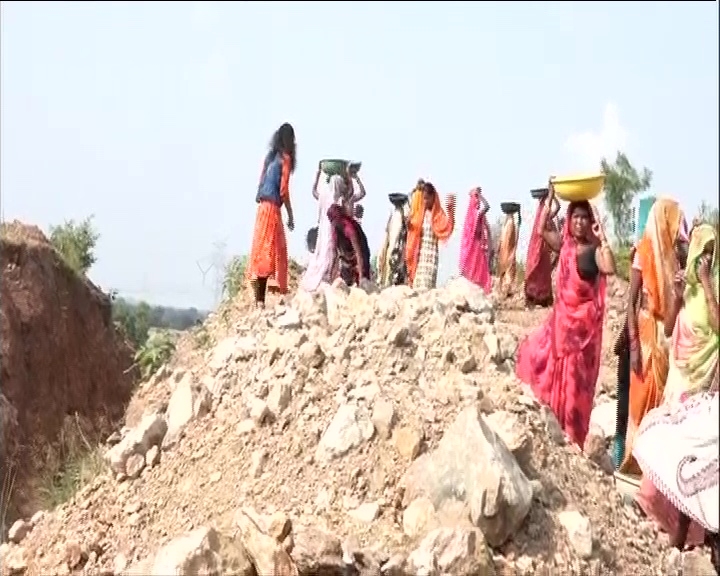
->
0, 221, 138, 525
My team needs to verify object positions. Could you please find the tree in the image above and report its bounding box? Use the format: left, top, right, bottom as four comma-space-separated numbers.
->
111, 297, 207, 347
601, 152, 652, 247
49, 216, 100, 275
695, 200, 720, 231
112, 299, 151, 348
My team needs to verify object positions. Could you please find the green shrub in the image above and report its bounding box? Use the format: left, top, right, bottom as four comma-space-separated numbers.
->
135, 331, 175, 379
615, 244, 632, 281
49, 216, 99, 275
222, 255, 248, 301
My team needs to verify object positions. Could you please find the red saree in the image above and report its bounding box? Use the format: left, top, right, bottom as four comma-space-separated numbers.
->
524, 199, 557, 306
516, 212, 607, 448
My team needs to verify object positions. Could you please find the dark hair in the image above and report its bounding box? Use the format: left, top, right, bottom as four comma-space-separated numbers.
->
268, 122, 296, 173
568, 200, 592, 219
422, 181, 437, 196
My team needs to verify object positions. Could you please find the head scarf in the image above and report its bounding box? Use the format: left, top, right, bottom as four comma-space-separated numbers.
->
408, 184, 454, 242
678, 224, 719, 393
636, 197, 684, 319
405, 182, 455, 284
685, 223, 718, 295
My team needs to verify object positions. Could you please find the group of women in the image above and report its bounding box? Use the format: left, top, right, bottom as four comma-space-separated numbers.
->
515, 187, 718, 569
247, 122, 718, 569
245, 123, 498, 300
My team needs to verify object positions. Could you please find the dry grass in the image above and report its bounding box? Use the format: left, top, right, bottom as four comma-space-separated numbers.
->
34, 414, 108, 511
0, 221, 48, 247
1, 464, 18, 540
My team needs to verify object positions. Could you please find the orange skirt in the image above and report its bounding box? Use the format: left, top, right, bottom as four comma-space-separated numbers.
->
246, 201, 288, 294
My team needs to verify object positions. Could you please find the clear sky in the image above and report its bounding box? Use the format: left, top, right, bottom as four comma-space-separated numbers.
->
2, 1, 717, 310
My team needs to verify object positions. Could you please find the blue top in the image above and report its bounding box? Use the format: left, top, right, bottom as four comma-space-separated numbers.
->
256, 152, 283, 205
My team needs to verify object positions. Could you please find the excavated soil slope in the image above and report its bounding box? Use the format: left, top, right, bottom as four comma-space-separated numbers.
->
1, 222, 137, 525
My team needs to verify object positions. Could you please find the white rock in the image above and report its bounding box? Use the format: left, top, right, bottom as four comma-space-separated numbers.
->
163, 373, 212, 448
558, 509, 593, 559
105, 413, 167, 475
315, 404, 375, 462
151, 526, 221, 576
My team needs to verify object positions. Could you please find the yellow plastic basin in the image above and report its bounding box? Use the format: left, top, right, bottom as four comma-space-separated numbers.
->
551, 173, 605, 202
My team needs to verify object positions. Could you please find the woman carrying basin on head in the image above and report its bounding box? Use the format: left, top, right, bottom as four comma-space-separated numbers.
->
377, 190, 412, 288
406, 181, 456, 290
496, 202, 522, 298
618, 197, 689, 476
459, 187, 492, 294
524, 190, 560, 307
246, 122, 296, 308
314, 162, 366, 219
515, 182, 616, 448
301, 167, 350, 292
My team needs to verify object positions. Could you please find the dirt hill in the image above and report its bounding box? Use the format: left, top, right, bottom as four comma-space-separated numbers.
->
4, 268, 709, 576
0, 222, 137, 530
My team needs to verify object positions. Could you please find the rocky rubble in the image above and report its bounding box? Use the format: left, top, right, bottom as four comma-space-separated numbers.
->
3, 276, 686, 575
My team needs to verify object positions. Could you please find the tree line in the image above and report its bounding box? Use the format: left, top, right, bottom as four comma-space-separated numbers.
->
48, 216, 207, 348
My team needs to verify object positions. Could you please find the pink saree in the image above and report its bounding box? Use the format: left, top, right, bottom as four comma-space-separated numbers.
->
515, 209, 606, 448
524, 198, 557, 306
459, 189, 491, 293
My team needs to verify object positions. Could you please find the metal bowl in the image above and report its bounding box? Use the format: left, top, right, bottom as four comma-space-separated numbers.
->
319, 159, 348, 177
501, 202, 521, 215
388, 193, 409, 207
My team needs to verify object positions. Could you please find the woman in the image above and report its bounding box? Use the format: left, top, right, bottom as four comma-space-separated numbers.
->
316, 167, 365, 218
524, 193, 560, 307
497, 208, 521, 298
377, 193, 410, 288
515, 185, 616, 448
406, 181, 456, 290
634, 223, 719, 548
246, 123, 296, 308
344, 172, 366, 218
611, 245, 638, 469
459, 187, 491, 293
632, 390, 719, 572
663, 223, 719, 404
619, 197, 688, 475
300, 173, 348, 292
327, 203, 371, 286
